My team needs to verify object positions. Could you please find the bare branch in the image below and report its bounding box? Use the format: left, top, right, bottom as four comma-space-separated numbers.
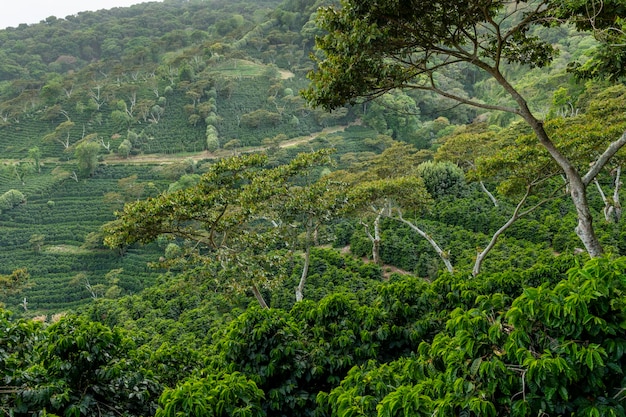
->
583, 129, 626, 185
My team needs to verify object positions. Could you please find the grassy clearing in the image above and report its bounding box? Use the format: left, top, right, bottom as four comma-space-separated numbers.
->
43, 245, 92, 255
208, 59, 268, 77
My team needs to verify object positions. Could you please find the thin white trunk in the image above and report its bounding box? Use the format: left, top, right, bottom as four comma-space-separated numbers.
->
479, 181, 498, 207
473, 188, 528, 277
251, 284, 269, 309
595, 177, 612, 222
612, 166, 622, 223
361, 207, 384, 264
396, 211, 454, 274
295, 225, 313, 302
296, 245, 310, 302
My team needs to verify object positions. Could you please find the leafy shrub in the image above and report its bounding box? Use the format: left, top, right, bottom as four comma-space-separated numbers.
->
320, 257, 626, 417
11, 315, 161, 417
416, 160, 465, 198
156, 372, 264, 417
0, 189, 25, 211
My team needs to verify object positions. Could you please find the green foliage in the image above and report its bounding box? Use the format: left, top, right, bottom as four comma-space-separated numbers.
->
104, 150, 337, 307
415, 161, 465, 199
318, 257, 625, 417
0, 189, 25, 211
505, 257, 626, 415
271, 247, 383, 309
0, 268, 30, 297
167, 173, 201, 193
557, 0, 626, 80
74, 141, 101, 177
2, 2, 626, 416
0, 163, 168, 313
304, 0, 559, 110
0, 309, 43, 414
157, 372, 264, 417
9, 315, 160, 417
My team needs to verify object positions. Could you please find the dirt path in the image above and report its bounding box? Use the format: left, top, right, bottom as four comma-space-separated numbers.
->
103, 123, 357, 165
278, 69, 295, 80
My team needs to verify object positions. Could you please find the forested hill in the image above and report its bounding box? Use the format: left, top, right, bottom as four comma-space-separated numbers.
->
1, 0, 626, 416
0, 0, 620, 312
0, 0, 351, 313
0, 0, 346, 161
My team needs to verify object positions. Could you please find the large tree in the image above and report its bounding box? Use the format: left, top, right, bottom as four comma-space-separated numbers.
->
104, 150, 335, 308
304, 0, 626, 257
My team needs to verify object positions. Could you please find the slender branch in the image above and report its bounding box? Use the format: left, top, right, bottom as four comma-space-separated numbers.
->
473, 183, 564, 277
583, 130, 626, 185
501, 0, 551, 44
395, 210, 454, 274
251, 284, 269, 309
473, 186, 531, 277
405, 74, 521, 114
479, 181, 499, 207
594, 177, 611, 221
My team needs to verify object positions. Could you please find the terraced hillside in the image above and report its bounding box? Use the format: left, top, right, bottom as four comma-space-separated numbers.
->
0, 163, 170, 313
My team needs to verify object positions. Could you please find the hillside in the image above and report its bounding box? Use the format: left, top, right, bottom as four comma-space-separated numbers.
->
0, 0, 344, 313
1, 0, 626, 416
0, 0, 618, 315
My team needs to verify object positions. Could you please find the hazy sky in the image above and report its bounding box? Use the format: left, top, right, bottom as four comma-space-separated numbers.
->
1, 1, 153, 29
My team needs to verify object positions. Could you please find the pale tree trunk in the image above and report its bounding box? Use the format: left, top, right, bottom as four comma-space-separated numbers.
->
395, 211, 454, 274
502, 80, 606, 257
472, 185, 556, 277
295, 245, 310, 302
595, 177, 611, 221
612, 166, 622, 223
361, 207, 384, 264
295, 222, 314, 302
479, 180, 498, 207
251, 284, 269, 309
570, 173, 603, 257
595, 167, 622, 223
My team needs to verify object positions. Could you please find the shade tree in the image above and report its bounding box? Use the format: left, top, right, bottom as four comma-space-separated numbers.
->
43, 120, 76, 151
335, 142, 430, 265
74, 140, 101, 177
304, 0, 626, 258
104, 150, 336, 308
360, 90, 422, 145
554, 84, 626, 224
269, 175, 349, 302
434, 124, 502, 206
0, 189, 26, 213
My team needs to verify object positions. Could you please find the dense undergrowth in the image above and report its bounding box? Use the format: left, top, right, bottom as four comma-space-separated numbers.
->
0, 0, 625, 416
2, 252, 625, 416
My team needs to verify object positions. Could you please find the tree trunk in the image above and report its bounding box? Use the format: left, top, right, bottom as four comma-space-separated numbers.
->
492, 69, 609, 257
597, 166, 624, 223
296, 245, 310, 302
612, 166, 622, 223
296, 226, 313, 302
479, 181, 498, 207
361, 208, 384, 264
395, 211, 454, 274
570, 176, 603, 257
594, 177, 612, 222
513, 89, 602, 256
373, 212, 381, 264
473, 187, 534, 277
251, 284, 269, 309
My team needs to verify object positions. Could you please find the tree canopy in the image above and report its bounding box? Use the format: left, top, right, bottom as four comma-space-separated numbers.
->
304, 0, 626, 258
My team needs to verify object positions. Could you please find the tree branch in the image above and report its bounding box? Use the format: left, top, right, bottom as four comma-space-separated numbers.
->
395, 210, 454, 274
583, 129, 626, 185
